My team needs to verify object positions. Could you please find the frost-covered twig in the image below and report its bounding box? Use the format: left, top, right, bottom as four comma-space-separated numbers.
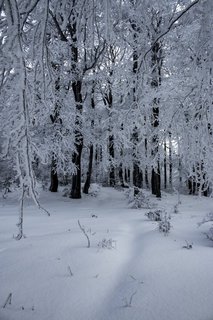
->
198, 212, 213, 227
182, 240, 193, 249
5, 0, 50, 240
97, 238, 116, 250
2, 293, 12, 308
123, 291, 137, 308
78, 220, 90, 248
67, 265, 73, 277
142, 0, 200, 61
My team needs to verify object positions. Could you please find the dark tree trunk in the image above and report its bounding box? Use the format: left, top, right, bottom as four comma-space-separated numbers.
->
83, 145, 94, 194
133, 163, 143, 188
49, 157, 58, 192
151, 106, 161, 198
71, 142, 83, 198
109, 134, 115, 186
70, 80, 83, 199
151, 166, 161, 198
69, 19, 83, 199
169, 131, 172, 187
164, 140, 167, 189
145, 138, 149, 188
103, 66, 115, 187
131, 21, 143, 189
50, 7, 83, 199
150, 27, 162, 198
49, 67, 61, 193
83, 85, 95, 194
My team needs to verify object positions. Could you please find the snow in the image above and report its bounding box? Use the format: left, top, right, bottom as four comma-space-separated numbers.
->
0, 186, 213, 320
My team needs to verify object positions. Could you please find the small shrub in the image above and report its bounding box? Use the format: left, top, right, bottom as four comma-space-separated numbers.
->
182, 240, 193, 249
205, 227, 213, 241
97, 238, 116, 249
62, 187, 69, 197
173, 204, 179, 214
122, 291, 137, 308
126, 188, 152, 209
145, 209, 163, 221
158, 213, 171, 235
198, 212, 213, 241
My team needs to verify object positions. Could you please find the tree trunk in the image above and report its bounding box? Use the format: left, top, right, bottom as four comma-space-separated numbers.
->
164, 140, 167, 189
109, 134, 115, 186
151, 106, 161, 198
169, 131, 172, 187
70, 57, 83, 198
151, 165, 161, 198
49, 157, 58, 192
145, 138, 149, 188
150, 28, 162, 198
133, 163, 143, 188
70, 142, 83, 198
131, 23, 143, 189
83, 145, 94, 194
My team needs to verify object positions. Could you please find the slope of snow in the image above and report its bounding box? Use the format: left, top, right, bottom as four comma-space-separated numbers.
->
0, 186, 213, 320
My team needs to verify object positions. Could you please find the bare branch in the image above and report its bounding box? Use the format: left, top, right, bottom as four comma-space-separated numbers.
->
78, 220, 90, 248
143, 0, 200, 61
49, 9, 68, 42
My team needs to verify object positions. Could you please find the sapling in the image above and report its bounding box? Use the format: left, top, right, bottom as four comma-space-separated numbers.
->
2, 293, 12, 308
145, 209, 162, 221
67, 265, 73, 277
78, 220, 90, 248
122, 291, 137, 308
97, 238, 116, 249
198, 212, 213, 241
129, 275, 143, 284
182, 240, 193, 249
158, 213, 171, 235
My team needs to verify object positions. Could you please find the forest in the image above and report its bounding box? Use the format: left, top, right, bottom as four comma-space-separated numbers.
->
1, 0, 212, 202
0, 1, 213, 319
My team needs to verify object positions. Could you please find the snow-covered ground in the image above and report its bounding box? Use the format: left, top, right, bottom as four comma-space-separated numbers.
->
0, 186, 213, 320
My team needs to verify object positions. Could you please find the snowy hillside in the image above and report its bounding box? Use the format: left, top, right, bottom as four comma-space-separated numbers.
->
0, 186, 213, 320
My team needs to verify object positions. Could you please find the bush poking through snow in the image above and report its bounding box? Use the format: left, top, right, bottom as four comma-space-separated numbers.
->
78, 220, 91, 248
158, 213, 171, 235
205, 227, 213, 241
97, 238, 116, 250
145, 209, 163, 221
2, 293, 12, 308
198, 212, 213, 241
122, 291, 137, 308
198, 212, 213, 227
145, 209, 171, 235
67, 265, 73, 277
182, 240, 193, 249
174, 204, 179, 214
62, 188, 70, 197
126, 188, 152, 209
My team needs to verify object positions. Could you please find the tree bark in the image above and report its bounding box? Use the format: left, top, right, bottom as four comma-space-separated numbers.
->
164, 140, 167, 189
83, 145, 94, 194
150, 24, 162, 198
49, 157, 58, 192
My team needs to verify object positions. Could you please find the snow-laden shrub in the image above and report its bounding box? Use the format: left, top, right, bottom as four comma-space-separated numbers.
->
205, 227, 213, 241
145, 209, 163, 221
158, 213, 171, 235
198, 212, 213, 241
182, 240, 193, 249
198, 212, 213, 226
145, 209, 171, 235
97, 238, 116, 249
126, 187, 152, 209
62, 187, 69, 197
88, 184, 101, 197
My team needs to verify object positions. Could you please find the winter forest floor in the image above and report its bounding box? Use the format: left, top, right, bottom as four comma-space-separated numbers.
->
0, 185, 213, 320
